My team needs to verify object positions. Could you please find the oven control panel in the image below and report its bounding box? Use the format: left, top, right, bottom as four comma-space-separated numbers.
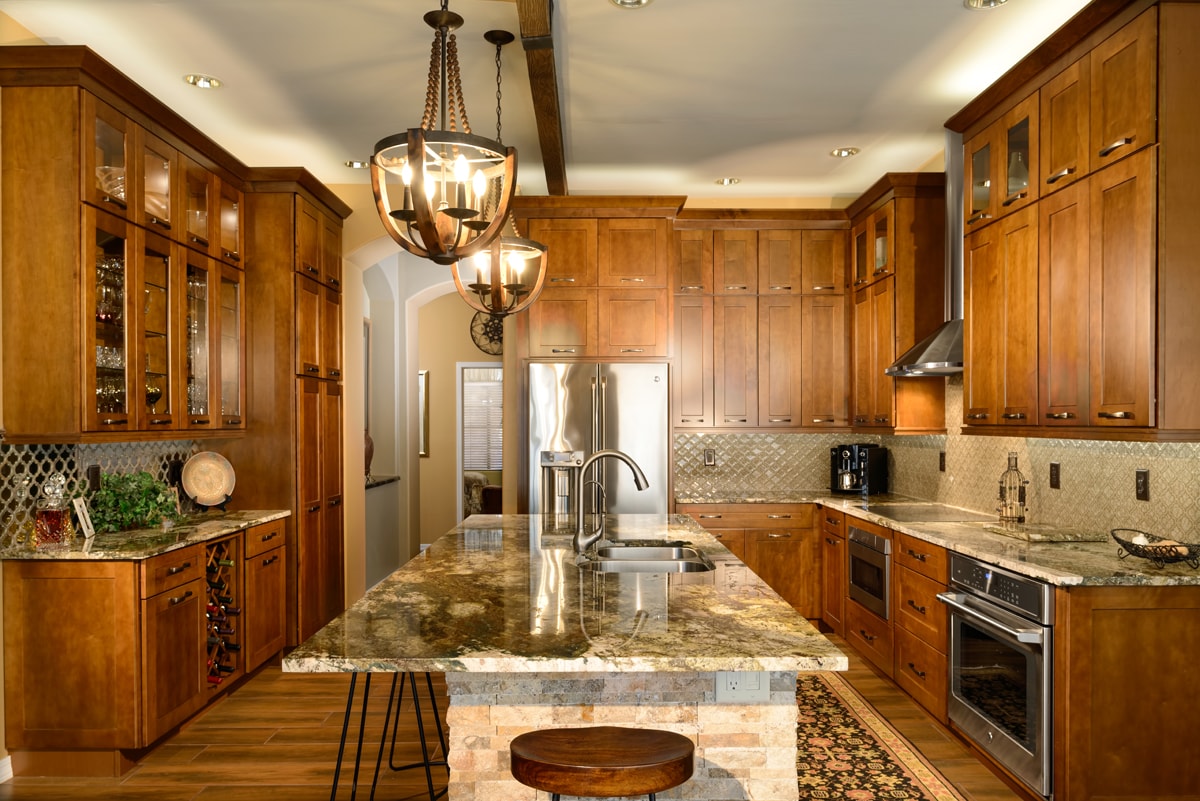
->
948, 553, 1054, 624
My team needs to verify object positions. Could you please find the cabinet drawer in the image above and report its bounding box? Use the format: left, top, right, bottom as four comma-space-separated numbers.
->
893, 531, 948, 582
894, 626, 948, 723
141, 544, 204, 598
707, 529, 747, 561
819, 507, 844, 538
893, 565, 948, 648
678, 504, 813, 529
845, 599, 893, 678
244, 518, 286, 558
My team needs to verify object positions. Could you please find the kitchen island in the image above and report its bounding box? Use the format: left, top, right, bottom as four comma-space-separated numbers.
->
284, 513, 846, 801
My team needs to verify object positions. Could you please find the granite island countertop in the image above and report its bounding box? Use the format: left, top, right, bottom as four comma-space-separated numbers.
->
284, 513, 847, 675
0, 509, 290, 561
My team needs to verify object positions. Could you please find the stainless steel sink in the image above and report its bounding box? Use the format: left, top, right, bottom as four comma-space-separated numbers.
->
581, 557, 714, 573
596, 545, 704, 561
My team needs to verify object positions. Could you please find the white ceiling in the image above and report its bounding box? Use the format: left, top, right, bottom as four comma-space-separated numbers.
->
0, 0, 1091, 205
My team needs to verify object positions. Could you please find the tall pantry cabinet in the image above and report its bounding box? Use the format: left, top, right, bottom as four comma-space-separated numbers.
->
217, 169, 351, 645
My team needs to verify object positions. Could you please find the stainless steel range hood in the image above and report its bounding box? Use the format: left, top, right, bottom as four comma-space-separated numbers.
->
885, 129, 964, 377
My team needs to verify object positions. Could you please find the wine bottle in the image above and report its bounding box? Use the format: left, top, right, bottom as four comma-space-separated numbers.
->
217, 558, 234, 567
207, 579, 227, 591
207, 675, 223, 685
223, 642, 241, 652
222, 605, 241, 616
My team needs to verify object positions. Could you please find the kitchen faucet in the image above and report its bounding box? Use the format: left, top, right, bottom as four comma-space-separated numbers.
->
573, 449, 649, 554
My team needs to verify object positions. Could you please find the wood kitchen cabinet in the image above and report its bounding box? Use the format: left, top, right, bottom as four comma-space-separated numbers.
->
851, 202, 893, 288
675, 229, 714, 294
758, 229, 801, 293
1089, 7, 1157, 173
818, 508, 846, 636
527, 217, 599, 288
1040, 56, 1090, 195
219, 176, 349, 646
891, 531, 949, 723
1038, 180, 1091, 426
598, 217, 670, 287
802, 294, 849, 428
243, 518, 287, 671
679, 504, 820, 618
714, 296, 758, 427
714, 230, 758, 294
963, 92, 1039, 232
962, 204, 1039, 427
757, 295, 803, 427
673, 295, 714, 427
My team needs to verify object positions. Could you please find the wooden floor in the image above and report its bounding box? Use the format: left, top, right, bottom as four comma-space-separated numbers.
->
0, 638, 1023, 800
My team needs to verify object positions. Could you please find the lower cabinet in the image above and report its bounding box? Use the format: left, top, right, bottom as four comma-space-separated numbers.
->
818, 508, 845, 636
845, 597, 894, 679
891, 531, 949, 722
1, 520, 287, 775
678, 503, 820, 618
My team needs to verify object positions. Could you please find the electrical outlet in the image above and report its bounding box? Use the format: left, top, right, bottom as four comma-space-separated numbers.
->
86, 464, 101, 493
1136, 468, 1150, 501
939, 451, 946, 472
715, 671, 770, 703
703, 448, 717, 467
1049, 462, 1060, 489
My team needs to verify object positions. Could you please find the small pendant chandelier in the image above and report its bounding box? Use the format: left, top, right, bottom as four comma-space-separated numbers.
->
449, 29, 547, 317
371, 1, 517, 265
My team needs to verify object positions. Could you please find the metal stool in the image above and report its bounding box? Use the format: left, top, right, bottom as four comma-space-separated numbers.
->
510, 726, 694, 801
331, 672, 449, 801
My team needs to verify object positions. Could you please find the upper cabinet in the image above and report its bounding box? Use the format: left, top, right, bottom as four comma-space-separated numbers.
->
0, 48, 251, 442
846, 174, 946, 434
964, 92, 1039, 231
953, 3, 1200, 439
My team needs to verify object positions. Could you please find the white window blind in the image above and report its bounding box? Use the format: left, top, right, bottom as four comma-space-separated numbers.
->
462, 367, 503, 470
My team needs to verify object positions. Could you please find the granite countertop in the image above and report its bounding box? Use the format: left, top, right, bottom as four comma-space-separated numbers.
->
284, 514, 847, 675
0, 510, 290, 561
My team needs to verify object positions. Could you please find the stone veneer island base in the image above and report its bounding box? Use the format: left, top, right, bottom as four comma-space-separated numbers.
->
284, 515, 847, 801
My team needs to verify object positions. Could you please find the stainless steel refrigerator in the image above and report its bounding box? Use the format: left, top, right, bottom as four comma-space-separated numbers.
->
528, 362, 669, 517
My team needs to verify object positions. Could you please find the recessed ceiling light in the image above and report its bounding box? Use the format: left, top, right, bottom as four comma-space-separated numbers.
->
963, 0, 1007, 9
830, 147, 861, 159
345, 160, 371, 169
183, 73, 222, 89
715, 177, 740, 186
610, 0, 653, 8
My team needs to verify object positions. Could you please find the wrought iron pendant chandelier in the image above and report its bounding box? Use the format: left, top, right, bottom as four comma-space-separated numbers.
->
449, 29, 547, 317
371, 1, 517, 265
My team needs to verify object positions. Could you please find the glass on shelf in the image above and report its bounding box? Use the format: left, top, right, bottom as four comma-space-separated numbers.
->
94, 116, 126, 204
186, 263, 211, 416
219, 273, 241, 418
219, 195, 240, 261
1005, 117, 1031, 198
143, 144, 172, 227
970, 143, 991, 217
93, 225, 128, 419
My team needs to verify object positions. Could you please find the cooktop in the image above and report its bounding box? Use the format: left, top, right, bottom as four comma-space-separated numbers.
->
853, 503, 995, 524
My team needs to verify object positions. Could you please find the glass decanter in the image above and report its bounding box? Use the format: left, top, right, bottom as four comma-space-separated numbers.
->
997, 452, 1029, 524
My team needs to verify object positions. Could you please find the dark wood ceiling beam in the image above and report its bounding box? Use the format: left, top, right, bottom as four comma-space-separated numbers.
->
515, 0, 568, 195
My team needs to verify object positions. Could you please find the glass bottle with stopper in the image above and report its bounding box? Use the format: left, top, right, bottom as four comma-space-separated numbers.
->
34, 472, 76, 550
997, 452, 1029, 524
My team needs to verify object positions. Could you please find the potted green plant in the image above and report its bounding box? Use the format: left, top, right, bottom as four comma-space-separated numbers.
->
88, 471, 183, 533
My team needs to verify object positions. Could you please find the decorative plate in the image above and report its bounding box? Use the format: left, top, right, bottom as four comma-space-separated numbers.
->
470, 311, 503, 355
181, 451, 236, 506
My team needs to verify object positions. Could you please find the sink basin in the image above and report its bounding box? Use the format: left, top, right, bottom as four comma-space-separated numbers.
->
596, 545, 703, 561
581, 557, 714, 573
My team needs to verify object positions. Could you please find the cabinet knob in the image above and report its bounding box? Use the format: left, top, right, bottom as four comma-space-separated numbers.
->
1046, 166, 1076, 185
1098, 136, 1134, 158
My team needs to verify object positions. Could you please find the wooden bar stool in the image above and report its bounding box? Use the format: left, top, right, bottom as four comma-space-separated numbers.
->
510, 726, 694, 801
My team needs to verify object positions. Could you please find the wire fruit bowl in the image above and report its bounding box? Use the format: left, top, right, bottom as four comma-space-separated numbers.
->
1111, 529, 1200, 569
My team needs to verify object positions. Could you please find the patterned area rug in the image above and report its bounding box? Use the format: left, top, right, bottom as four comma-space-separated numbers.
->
797, 673, 967, 801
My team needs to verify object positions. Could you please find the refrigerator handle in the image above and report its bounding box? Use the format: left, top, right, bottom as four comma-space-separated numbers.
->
598, 375, 608, 450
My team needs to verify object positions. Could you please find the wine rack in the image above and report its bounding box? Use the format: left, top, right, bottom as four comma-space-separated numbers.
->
204, 536, 242, 687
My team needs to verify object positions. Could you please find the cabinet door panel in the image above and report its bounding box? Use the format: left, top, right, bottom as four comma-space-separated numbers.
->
757, 295, 802, 427
1000, 207, 1039, 424
1040, 56, 1090, 194
321, 286, 342, 380
527, 218, 598, 287
745, 528, 820, 618
1090, 8, 1157, 171
713, 296, 757, 426
801, 295, 848, 427
1089, 150, 1155, 426
295, 275, 321, 378
870, 279, 894, 426
598, 218, 668, 287
801, 230, 847, 293
820, 531, 845, 636
851, 286, 873, 426
244, 544, 287, 671
713, 230, 758, 294
675, 229, 713, 293
893, 566, 948, 647
296, 198, 321, 282
758, 229, 802, 293
673, 295, 713, 427
596, 288, 668, 357
1039, 180, 1091, 425
893, 627, 948, 723
142, 577, 206, 744
963, 228, 1002, 423
525, 287, 597, 358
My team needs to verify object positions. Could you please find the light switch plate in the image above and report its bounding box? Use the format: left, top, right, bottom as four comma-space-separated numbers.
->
703, 448, 717, 467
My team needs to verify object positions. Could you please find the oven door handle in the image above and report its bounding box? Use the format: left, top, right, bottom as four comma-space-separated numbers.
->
937, 592, 1046, 645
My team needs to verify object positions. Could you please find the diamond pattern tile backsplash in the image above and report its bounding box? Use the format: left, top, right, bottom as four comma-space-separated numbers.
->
675, 377, 1200, 538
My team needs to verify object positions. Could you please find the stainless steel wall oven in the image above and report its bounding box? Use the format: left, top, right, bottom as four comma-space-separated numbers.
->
847, 524, 890, 619
937, 553, 1054, 797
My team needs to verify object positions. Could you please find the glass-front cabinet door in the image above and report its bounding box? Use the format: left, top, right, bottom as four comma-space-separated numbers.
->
218, 267, 245, 429
183, 156, 214, 253
82, 94, 131, 217
137, 229, 177, 430
964, 133, 995, 230
141, 130, 177, 234
999, 94, 1038, 215
184, 252, 216, 430
217, 181, 243, 267
84, 208, 133, 434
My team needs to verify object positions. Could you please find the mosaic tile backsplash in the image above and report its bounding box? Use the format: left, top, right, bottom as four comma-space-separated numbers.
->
675, 377, 1200, 539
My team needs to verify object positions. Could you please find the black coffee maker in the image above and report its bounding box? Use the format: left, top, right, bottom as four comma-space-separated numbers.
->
830, 444, 889, 495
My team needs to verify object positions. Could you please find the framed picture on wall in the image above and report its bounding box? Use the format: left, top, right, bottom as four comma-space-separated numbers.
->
418, 370, 430, 457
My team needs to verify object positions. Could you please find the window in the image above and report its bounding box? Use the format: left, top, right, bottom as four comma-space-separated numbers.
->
461, 367, 502, 470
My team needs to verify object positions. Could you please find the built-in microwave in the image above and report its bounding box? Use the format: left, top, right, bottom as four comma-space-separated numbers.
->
847, 524, 890, 619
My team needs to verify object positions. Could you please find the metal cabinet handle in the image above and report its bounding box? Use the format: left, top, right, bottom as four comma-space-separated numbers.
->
1046, 166, 1075, 184
1098, 136, 1134, 157
305, 365, 320, 374
303, 263, 319, 276
149, 419, 172, 425
825, 517, 840, 526
872, 267, 889, 276
1002, 190, 1028, 207
854, 416, 867, 424
551, 348, 577, 354
150, 216, 171, 230
698, 514, 723, 519
811, 285, 836, 291
966, 212, 992, 225
1046, 411, 1076, 420
1001, 412, 1026, 420
1098, 411, 1133, 420
102, 194, 127, 209
329, 369, 342, 377
100, 417, 129, 425
905, 548, 928, 562
724, 418, 747, 423
678, 284, 704, 291
619, 277, 645, 283
169, 590, 193, 606
967, 412, 989, 420
853, 278, 871, 286
620, 348, 645, 353
859, 629, 876, 643
825, 537, 840, 546
766, 514, 792, 519
766, 532, 792, 539
906, 598, 927, 615
260, 530, 279, 542
906, 662, 927, 679
873, 416, 890, 424
811, 417, 834, 424
768, 417, 791, 423
262, 555, 279, 566
549, 276, 576, 283
329, 497, 343, 507
308, 504, 321, 513
768, 285, 792, 291
680, 418, 705, 423
224, 417, 242, 425
191, 418, 211, 425
167, 562, 192, 576
724, 285, 748, 291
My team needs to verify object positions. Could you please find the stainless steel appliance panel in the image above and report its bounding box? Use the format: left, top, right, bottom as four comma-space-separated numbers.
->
528, 362, 668, 516
847, 524, 890, 619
